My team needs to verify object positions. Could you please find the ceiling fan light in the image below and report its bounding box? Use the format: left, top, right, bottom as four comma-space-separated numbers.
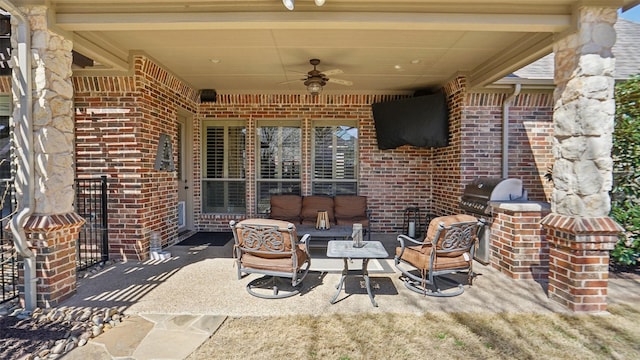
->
306, 82, 323, 95
282, 0, 294, 10
314, 0, 326, 6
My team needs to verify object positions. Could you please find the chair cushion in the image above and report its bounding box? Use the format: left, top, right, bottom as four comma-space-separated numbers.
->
432, 251, 472, 270
234, 219, 298, 259
396, 245, 471, 271
396, 245, 428, 269
300, 196, 335, 225
241, 245, 308, 272
269, 195, 302, 223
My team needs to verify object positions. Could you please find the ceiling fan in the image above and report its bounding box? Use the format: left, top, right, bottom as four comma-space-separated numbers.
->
281, 59, 353, 95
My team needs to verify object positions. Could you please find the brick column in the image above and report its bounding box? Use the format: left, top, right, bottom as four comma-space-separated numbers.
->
489, 201, 550, 280
543, 6, 623, 312
23, 214, 85, 307
541, 215, 621, 312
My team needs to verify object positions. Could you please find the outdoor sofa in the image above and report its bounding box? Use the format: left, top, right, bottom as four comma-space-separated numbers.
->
269, 194, 371, 240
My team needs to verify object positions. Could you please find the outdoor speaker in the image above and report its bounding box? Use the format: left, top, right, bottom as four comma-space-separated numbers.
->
200, 89, 217, 103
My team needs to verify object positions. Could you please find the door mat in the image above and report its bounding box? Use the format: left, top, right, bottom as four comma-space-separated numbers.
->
175, 232, 232, 247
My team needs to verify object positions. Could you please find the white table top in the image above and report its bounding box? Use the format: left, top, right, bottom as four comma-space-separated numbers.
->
326, 240, 388, 259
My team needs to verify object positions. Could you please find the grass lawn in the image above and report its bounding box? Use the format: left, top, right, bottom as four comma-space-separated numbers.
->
188, 304, 639, 360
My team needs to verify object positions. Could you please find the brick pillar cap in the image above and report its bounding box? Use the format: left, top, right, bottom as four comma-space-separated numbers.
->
541, 213, 623, 234
24, 212, 86, 232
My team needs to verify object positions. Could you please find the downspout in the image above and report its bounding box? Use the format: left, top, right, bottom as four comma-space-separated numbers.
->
502, 83, 521, 179
2, 1, 36, 311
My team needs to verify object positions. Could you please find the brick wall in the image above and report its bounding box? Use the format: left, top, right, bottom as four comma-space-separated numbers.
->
74, 55, 198, 260
431, 78, 466, 216
461, 91, 554, 202
427, 79, 554, 216
195, 94, 433, 233
71, 55, 555, 256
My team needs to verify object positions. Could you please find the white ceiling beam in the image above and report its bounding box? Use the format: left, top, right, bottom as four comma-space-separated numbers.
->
72, 32, 130, 72
55, 12, 570, 32
468, 32, 555, 88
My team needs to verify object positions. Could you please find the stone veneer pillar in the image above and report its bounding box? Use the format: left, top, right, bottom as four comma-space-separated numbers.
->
542, 6, 623, 312
15, 6, 84, 307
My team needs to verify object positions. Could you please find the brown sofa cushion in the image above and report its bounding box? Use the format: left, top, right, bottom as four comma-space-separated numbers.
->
270, 195, 302, 223
300, 196, 335, 225
334, 195, 368, 226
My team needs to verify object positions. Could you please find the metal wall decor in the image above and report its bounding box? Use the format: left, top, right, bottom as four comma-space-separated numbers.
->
154, 133, 175, 171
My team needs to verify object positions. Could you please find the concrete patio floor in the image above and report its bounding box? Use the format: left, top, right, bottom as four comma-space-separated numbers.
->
60, 232, 640, 359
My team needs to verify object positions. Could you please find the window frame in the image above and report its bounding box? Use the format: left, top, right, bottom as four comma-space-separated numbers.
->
311, 120, 359, 196
201, 119, 246, 214
255, 120, 302, 214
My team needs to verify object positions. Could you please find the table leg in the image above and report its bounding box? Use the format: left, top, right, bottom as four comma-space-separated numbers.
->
362, 258, 378, 307
330, 258, 349, 304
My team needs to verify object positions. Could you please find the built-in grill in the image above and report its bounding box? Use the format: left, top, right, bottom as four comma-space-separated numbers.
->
459, 177, 527, 264
459, 177, 526, 215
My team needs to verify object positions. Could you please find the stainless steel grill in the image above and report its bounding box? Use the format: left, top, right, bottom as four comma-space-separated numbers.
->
459, 177, 527, 264
459, 177, 526, 215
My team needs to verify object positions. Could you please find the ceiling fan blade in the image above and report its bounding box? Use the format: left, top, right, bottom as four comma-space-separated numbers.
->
323, 69, 343, 76
327, 78, 353, 86
278, 79, 304, 85
286, 69, 308, 75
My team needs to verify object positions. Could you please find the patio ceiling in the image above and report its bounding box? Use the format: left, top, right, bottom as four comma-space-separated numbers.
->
44, 0, 635, 94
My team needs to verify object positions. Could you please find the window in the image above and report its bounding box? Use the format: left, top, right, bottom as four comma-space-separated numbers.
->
202, 120, 246, 213
256, 121, 301, 214
312, 121, 358, 196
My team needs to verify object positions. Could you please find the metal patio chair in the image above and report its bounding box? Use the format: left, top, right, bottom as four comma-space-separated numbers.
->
230, 219, 311, 299
395, 214, 486, 297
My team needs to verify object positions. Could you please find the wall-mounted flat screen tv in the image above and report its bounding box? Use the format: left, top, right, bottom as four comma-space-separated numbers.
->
372, 91, 449, 150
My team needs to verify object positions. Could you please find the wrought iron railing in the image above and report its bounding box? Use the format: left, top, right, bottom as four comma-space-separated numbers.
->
75, 176, 109, 271
0, 178, 17, 304
0, 176, 109, 304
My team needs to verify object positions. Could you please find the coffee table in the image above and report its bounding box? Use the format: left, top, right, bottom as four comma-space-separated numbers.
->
326, 240, 389, 307
296, 225, 352, 247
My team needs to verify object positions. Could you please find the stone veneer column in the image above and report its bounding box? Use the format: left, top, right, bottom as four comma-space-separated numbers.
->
17, 6, 84, 307
541, 7, 623, 312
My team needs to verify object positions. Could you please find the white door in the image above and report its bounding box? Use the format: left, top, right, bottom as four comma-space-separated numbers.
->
177, 112, 194, 232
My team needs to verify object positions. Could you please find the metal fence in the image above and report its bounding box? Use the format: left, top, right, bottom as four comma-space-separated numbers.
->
75, 176, 109, 271
0, 176, 109, 304
0, 179, 17, 304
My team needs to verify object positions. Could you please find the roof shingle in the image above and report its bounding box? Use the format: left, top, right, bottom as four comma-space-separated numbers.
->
513, 19, 640, 80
